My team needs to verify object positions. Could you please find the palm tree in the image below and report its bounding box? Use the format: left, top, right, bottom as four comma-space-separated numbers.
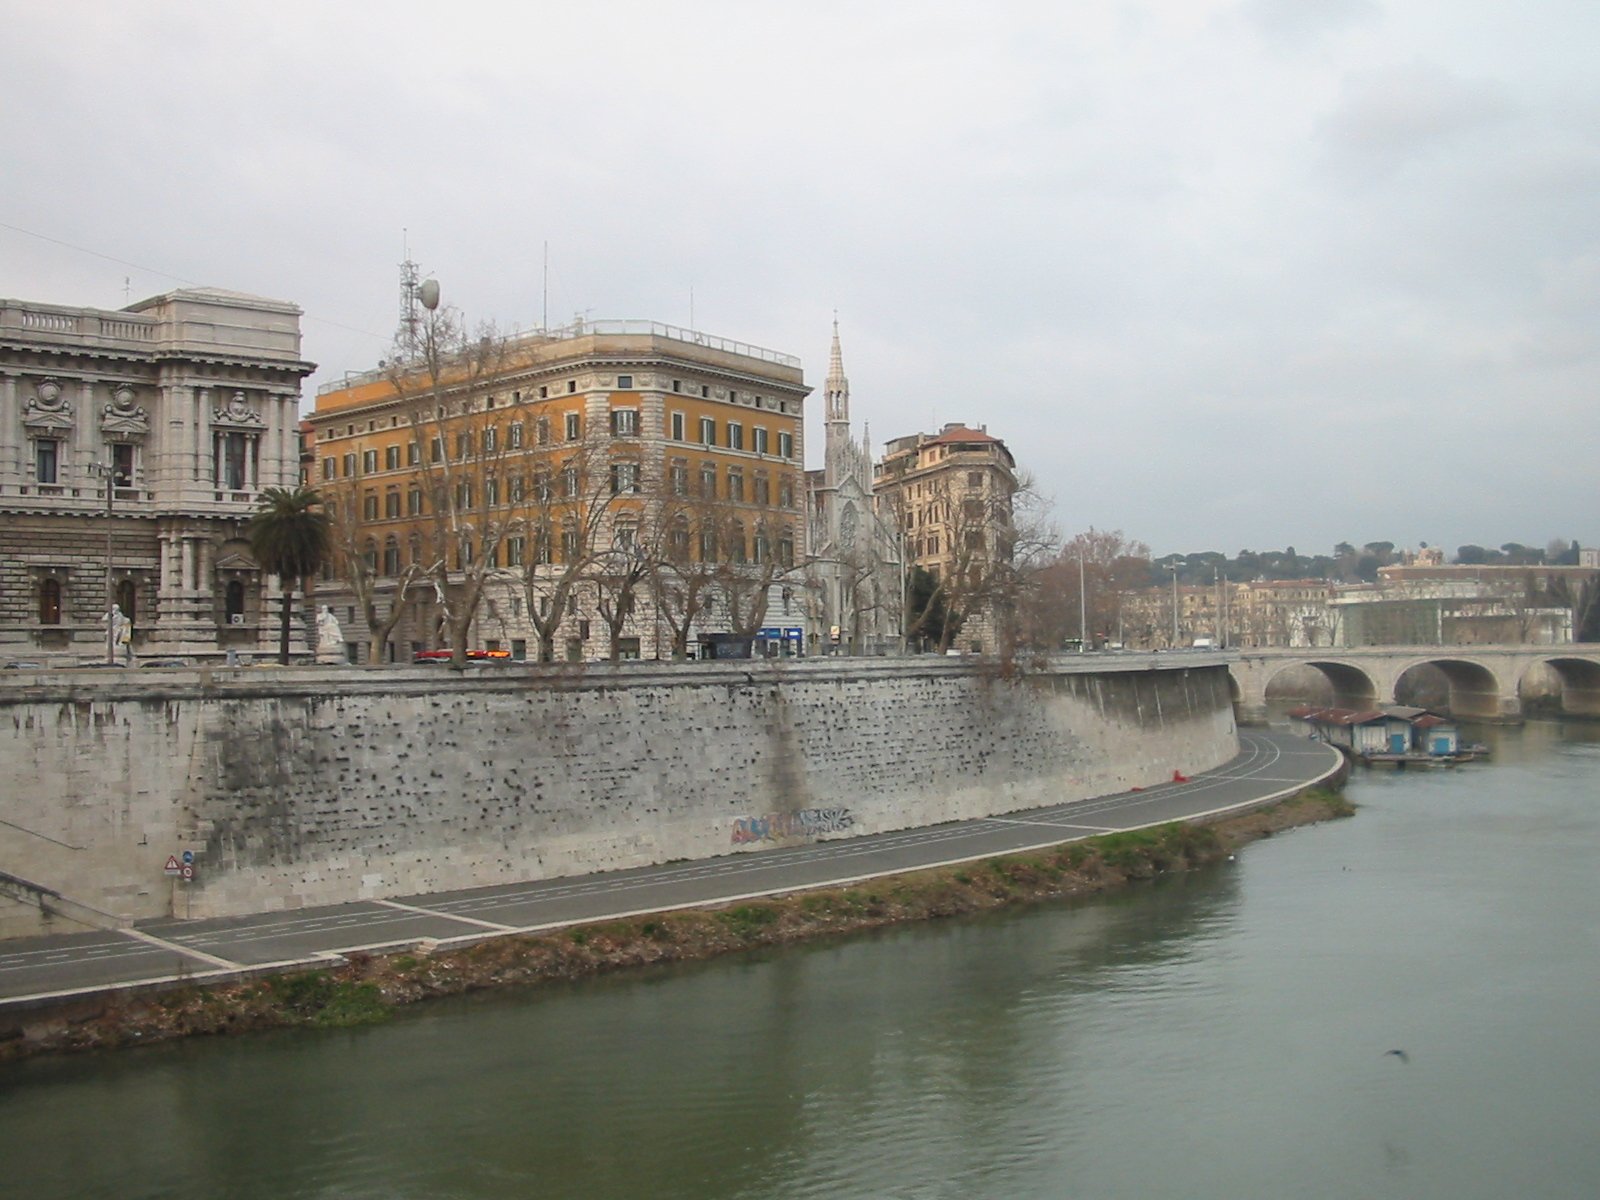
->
246, 486, 332, 664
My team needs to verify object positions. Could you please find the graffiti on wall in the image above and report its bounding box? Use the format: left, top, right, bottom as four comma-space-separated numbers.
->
731, 807, 855, 845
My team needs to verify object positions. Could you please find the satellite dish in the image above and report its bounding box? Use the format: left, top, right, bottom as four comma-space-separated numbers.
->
418, 279, 440, 311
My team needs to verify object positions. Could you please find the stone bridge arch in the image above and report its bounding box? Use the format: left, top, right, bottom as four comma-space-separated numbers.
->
1260, 659, 1380, 713
1520, 656, 1600, 718
1392, 657, 1504, 721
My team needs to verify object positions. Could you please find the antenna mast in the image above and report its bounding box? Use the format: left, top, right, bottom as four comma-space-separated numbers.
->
399, 229, 421, 360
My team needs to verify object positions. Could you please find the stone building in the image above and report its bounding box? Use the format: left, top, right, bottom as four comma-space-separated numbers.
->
0, 289, 313, 661
307, 319, 809, 662
873, 422, 1017, 653
803, 322, 901, 654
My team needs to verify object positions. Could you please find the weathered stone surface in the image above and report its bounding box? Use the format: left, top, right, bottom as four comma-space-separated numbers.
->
0, 655, 1236, 935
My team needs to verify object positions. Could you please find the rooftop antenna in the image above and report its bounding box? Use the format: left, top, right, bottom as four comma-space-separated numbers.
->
689, 284, 695, 330
122, 276, 131, 302
542, 241, 549, 332
399, 228, 421, 360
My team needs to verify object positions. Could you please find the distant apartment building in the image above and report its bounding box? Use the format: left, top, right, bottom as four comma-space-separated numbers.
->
0, 289, 313, 661
307, 319, 809, 662
873, 423, 1016, 653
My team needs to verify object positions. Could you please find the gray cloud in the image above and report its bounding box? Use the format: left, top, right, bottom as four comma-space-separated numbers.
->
2, 0, 1596, 557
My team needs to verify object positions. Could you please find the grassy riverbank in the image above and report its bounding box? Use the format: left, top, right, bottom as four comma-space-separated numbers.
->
2, 788, 1352, 1062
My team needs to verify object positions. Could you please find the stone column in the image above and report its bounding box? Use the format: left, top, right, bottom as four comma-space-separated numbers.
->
0, 376, 17, 480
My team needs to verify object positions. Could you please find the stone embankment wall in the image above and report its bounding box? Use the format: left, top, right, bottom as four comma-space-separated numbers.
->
0, 655, 1237, 936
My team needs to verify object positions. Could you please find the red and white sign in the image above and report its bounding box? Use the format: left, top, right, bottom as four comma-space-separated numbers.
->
164, 855, 181, 876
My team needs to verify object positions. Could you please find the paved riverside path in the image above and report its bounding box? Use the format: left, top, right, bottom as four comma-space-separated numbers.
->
0, 730, 1340, 1008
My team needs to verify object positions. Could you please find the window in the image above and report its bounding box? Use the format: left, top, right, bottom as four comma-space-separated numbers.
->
699, 463, 717, 499
699, 417, 715, 446
112, 443, 135, 487
779, 430, 794, 459
699, 523, 717, 561
342, 452, 356, 478
33, 439, 61, 485
362, 449, 378, 473
727, 469, 744, 502
509, 422, 524, 449
727, 422, 744, 451
537, 417, 550, 445
38, 578, 61, 625
728, 521, 747, 563
753, 427, 768, 455
567, 380, 577, 394
408, 442, 420, 466
509, 474, 525, 503
224, 433, 249, 489
562, 526, 580, 561
754, 527, 771, 563
363, 491, 378, 521
778, 530, 795, 568
669, 519, 690, 560
408, 488, 423, 515
322, 457, 335, 480
457, 479, 474, 509
456, 432, 473, 460
225, 580, 245, 622
486, 476, 500, 507
610, 462, 639, 494
614, 522, 636, 551
563, 462, 579, 497
565, 412, 581, 441
385, 445, 400, 470
671, 412, 685, 441
430, 437, 443, 463
610, 408, 638, 437
672, 379, 682, 393
778, 475, 794, 508
754, 474, 770, 506
383, 542, 401, 576
616, 374, 633, 389
968, 471, 984, 488
483, 426, 498, 453
670, 461, 689, 495
506, 536, 525, 567
539, 385, 549, 399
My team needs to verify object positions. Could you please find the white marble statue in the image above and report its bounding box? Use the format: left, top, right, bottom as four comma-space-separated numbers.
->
315, 605, 344, 664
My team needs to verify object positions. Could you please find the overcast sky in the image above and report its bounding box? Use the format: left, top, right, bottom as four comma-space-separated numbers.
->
4, 1, 1596, 558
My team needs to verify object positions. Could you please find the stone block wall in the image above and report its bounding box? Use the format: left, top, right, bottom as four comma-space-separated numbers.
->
0, 655, 1236, 935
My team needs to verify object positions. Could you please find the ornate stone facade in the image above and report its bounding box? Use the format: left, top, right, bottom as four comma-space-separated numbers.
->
803, 322, 902, 654
0, 289, 314, 661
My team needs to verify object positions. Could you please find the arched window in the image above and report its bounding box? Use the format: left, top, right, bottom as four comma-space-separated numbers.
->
225, 580, 246, 622
39, 578, 62, 625
116, 579, 137, 623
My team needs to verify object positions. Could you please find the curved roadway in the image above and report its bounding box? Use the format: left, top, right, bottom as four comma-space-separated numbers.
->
0, 729, 1340, 1009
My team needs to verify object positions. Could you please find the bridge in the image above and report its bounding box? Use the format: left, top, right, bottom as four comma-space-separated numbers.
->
1228, 644, 1600, 723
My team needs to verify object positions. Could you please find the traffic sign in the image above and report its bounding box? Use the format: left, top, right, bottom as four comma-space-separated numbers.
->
164, 855, 181, 876
182, 850, 194, 865
180, 865, 194, 882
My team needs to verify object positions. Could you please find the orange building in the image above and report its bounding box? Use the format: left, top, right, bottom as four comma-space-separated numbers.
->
308, 320, 808, 662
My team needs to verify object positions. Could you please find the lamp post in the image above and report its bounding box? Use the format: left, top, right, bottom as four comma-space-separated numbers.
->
1169, 563, 1180, 648
1078, 553, 1088, 653
88, 462, 116, 665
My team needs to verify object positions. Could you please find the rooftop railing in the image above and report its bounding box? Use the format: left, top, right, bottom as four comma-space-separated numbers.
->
318, 318, 800, 396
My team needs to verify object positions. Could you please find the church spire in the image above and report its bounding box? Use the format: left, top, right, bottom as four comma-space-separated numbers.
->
825, 314, 849, 425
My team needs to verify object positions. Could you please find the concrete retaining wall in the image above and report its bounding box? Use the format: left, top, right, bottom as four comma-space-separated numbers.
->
0, 654, 1237, 936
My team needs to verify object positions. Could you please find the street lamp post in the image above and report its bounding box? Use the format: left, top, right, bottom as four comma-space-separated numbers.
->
1078, 553, 1087, 652
89, 462, 116, 665
1169, 563, 1180, 648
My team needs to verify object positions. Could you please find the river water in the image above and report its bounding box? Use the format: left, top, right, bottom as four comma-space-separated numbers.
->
3, 722, 1598, 1200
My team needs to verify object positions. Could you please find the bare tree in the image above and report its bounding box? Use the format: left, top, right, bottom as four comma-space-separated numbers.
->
649, 484, 725, 659
321, 459, 426, 662
503, 431, 619, 663
1018, 528, 1152, 651
386, 304, 520, 668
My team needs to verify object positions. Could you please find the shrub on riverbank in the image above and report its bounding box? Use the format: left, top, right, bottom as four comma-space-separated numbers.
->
2, 788, 1352, 1061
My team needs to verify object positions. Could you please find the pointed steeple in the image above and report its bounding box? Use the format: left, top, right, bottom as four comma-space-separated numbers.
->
825, 315, 849, 425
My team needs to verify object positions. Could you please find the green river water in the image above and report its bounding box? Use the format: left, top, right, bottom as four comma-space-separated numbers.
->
2, 721, 1597, 1199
